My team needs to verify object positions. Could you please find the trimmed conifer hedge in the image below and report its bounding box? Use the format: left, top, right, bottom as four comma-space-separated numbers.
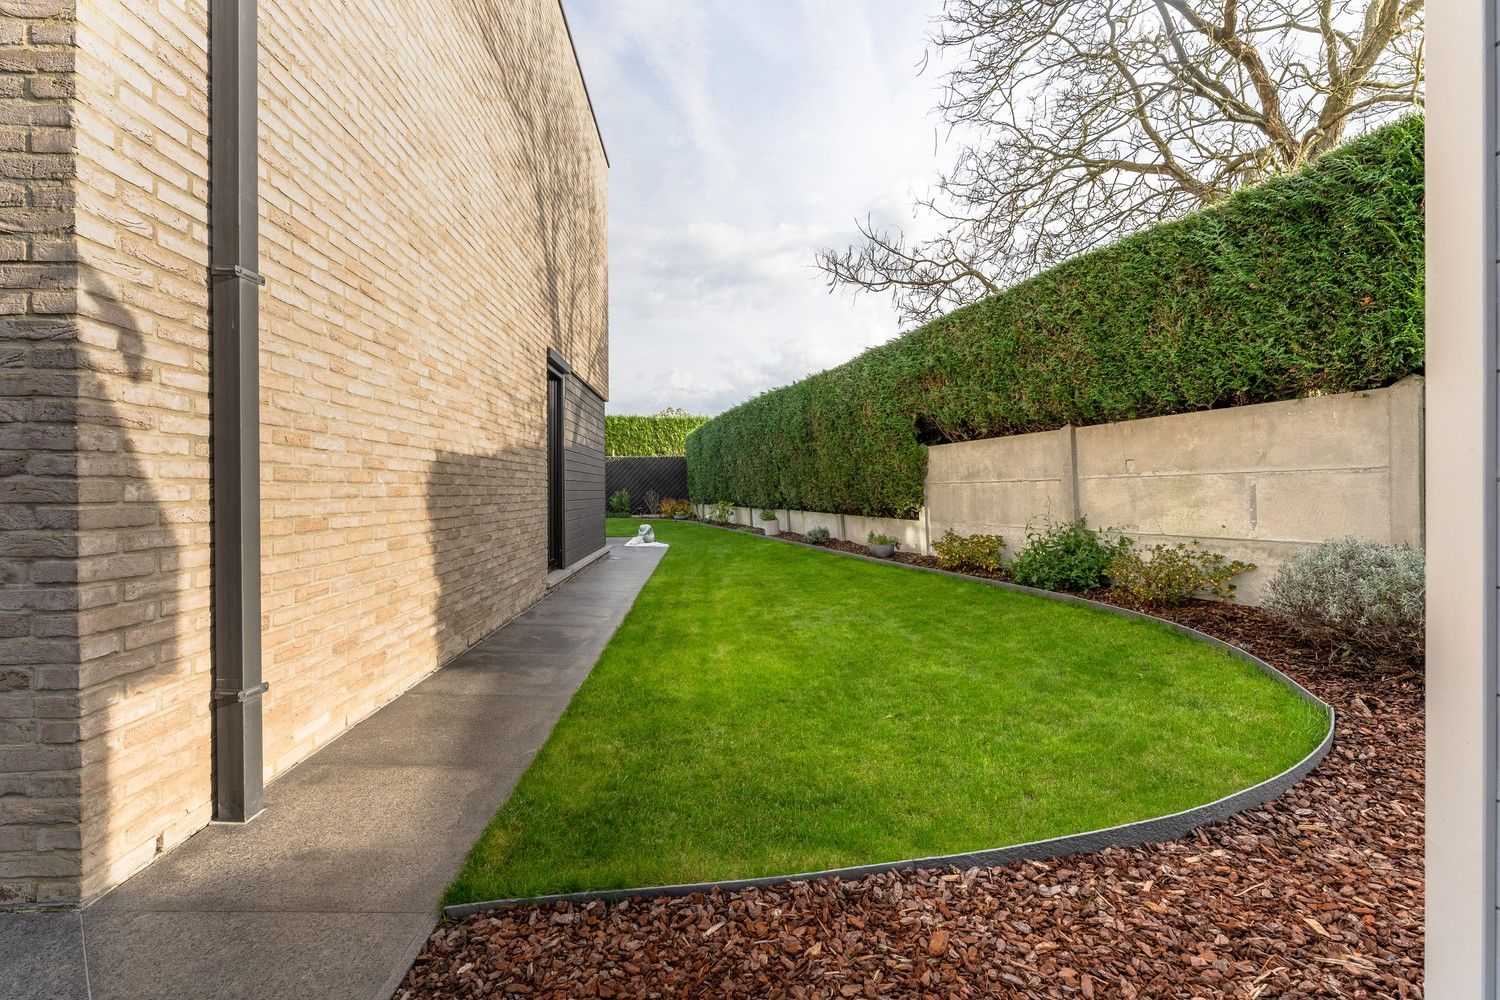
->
605, 415, 710, 457
687, 115, 1425, 518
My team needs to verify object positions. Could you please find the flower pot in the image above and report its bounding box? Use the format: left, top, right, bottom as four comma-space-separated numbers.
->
760, 518, 780, 536
870, 543, 896, 558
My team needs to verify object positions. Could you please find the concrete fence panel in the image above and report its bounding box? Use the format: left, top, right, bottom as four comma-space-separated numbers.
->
693, 504, 929, 553
926, 426, 1078, 542
925, 377, 1424, 604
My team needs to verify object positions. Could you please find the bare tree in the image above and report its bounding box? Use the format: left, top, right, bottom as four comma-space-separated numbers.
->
820, 0, 1424, 324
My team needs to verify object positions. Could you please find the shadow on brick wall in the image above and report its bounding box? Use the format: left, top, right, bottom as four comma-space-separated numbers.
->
0, 286, 89, 907
425, 448, 546, 673
75, 266, 198, 903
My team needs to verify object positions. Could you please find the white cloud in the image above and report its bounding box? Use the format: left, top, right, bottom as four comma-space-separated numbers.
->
566, 0, 959, 414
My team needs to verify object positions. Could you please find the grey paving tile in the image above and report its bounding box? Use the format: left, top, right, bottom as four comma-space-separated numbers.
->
410, 654, 594, 698
83, 909, 432, 1000
307, 688, 569, 766
468, 622, 611, 653
0, 912, 88, 1000
92, 761, 524, 915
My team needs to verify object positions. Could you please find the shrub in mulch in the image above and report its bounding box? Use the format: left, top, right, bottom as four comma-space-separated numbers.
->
1263, 537, 1425, 667
780, 531, 875, 556
400, 590, 1422, 999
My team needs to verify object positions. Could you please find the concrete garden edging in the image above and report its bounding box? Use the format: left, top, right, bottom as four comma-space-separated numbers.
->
443, 523, 1335, 919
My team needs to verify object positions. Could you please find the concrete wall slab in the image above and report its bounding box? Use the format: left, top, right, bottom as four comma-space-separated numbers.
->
926, 378, 1423, 604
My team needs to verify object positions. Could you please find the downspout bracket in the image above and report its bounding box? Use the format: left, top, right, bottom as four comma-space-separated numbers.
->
213, 682, 270, 704
211, 265, 267, 286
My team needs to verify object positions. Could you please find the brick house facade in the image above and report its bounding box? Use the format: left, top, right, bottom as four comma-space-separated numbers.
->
0, 0, 608, 907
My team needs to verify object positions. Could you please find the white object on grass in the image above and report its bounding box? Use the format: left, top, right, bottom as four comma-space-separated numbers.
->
624, 524, 668, 548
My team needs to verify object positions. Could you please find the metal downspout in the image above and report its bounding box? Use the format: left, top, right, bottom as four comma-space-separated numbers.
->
209, 0, 265, 822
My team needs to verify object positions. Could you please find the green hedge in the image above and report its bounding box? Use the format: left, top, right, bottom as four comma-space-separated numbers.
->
688, 115, 1425, 517
605, 415, 710, 457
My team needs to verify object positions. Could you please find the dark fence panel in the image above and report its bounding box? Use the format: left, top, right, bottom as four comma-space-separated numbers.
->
606, 457, 688, 515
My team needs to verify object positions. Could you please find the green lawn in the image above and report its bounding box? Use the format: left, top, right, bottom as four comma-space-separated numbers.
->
444, 519, 1327, 903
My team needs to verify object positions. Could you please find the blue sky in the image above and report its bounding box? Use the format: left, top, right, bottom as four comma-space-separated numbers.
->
566, 0, 956, 415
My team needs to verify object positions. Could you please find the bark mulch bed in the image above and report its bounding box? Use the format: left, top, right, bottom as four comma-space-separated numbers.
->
400, 572, 1422, 999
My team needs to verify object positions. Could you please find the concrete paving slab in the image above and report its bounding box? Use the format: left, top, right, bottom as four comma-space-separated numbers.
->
82, 910, 434, 1000
410, 654, 598, 698
306, 690, 571, 767
462, 622, 613, 654
91, 763, 527, 915
8, 545, 666, 1000
0, 912, 88, 1000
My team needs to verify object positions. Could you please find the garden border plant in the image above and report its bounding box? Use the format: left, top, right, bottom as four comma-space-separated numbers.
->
444, 521, 1334, 918
1009, 519, 1126, 592
1265, 536, 1424, 665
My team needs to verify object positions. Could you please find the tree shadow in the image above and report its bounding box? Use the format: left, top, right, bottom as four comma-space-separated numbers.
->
72, 266, 200, 903
420, 1, 608, 658
458, 0, 607, 383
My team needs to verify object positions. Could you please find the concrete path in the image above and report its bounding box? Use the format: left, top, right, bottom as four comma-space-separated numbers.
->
1, 541, 666, 1000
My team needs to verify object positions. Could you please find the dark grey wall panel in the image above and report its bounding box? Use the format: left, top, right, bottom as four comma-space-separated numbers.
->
562, 375, 605, 567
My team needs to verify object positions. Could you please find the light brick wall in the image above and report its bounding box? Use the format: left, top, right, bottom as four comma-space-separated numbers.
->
0, 0, 605, 906
69, 0, 213, 903
0, 0, 86, 909
254, 0, 607, 776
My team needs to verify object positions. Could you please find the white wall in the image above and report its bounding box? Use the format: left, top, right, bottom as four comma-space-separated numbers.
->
1426, 0, 1494, 990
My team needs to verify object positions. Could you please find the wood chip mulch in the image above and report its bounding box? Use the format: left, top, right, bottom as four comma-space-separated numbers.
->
399, 586, 1422, 999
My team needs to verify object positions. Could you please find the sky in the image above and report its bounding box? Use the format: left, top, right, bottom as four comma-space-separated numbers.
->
565, 0, 958, 415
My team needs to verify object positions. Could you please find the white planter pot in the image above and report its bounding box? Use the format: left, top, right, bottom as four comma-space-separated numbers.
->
760, 518, 780, 536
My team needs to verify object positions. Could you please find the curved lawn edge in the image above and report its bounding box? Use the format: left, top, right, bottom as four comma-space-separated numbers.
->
444, 525, 1335, 919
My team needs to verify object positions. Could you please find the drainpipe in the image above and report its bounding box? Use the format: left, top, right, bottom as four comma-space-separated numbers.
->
209, 0, 266, 822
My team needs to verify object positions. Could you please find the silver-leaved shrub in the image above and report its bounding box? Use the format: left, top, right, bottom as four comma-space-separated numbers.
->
1264, 537, 1424, 664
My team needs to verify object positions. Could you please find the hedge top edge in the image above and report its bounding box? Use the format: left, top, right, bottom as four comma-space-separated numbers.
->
606, 414, 711, 457
687, 115, 1424, 518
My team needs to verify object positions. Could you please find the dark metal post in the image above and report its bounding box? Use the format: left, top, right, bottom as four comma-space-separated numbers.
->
209, 0, 265, 822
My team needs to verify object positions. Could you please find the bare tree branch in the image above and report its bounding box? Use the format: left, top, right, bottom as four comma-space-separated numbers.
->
819, 0, 1424, 324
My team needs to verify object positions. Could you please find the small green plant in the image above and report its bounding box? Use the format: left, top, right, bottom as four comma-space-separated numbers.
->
1109, 541, 1253, 607
659, 498, 694, 518
932, 530, 1007, 574
804, 527, 832, 545
608, 489, 631, 515
867, 532, 899, 545
1010, 520, 1125, 591
759, 509, 780, 521
708, 500, 735, 524
1264, 537, 1424, 663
